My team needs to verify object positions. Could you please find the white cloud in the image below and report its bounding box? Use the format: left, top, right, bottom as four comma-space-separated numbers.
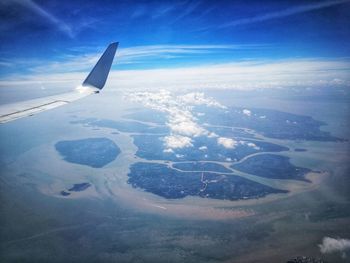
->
163, 135, 193, 149
107, 59, 350, 91
242, 109, 251, 116
319, 237, 350, 256
116, 44, 265, 65
128, 90, 225, 150
163, 148, 174, 153
169, 120, 207, 137
208, 132, 219, 138
246, 142, 260, 150
2, 54, 350, 91
178, 92, 226, 108
127, 90, 270, 152
217, 137, 238, 149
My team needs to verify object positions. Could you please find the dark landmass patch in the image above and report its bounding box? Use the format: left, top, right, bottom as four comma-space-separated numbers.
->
60, 191, 71, 196
55, 138, 120, 168
231, 154, 311, 181
128, 162, 288, 200
132, 135, 287, 162
71, 118, 168, 134
294, 148, 307, 152
173, 162, 232, 173
68, 183, 91, 192
194, 106, 343, 141
123, 109, 167, 124
286, 256, 327, 263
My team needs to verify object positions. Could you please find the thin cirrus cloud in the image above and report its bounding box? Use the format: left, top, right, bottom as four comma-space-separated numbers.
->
9, 0, 96, 39
220, 0, 350, 28
14, 0, 74, 38
115, 44, 265, 64
0, 44, 263, 74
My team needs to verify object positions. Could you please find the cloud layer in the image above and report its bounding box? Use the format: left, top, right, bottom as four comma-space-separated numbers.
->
110, 58, 350, 90
1, 42, 349, 90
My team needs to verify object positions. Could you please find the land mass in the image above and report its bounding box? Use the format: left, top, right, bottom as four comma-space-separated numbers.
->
132, 134, 288, 162
172, 162, 232, 173
55, 138, 120, 168
128, 162, 288, 200
231, 154, 311, 181
195, 106, 343, 141
68, 183, 91, 192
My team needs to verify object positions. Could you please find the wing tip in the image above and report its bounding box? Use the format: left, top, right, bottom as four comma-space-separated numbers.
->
109, 42, 119, 48
82, 42, 118, 90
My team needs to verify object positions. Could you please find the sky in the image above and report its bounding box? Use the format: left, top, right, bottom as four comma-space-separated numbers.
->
0, 0, 350, 91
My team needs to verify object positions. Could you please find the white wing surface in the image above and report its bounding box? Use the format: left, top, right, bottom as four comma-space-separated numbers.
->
0, 42, 118, 124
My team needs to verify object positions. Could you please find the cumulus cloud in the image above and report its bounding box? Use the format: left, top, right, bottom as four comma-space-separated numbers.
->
163, 148, 174, 153
169, 120, 207, 137
163, 135, 193, 149
128, 90, 265, 152
178, 92, 226, 109
242, 109, 251, 116
217, 137, 238, 149
319, 237, 350, 257
128, 90, 226, 150
246, 142, 260, 150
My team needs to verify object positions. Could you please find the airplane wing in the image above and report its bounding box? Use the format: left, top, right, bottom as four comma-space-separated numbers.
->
0, 42, 118, 124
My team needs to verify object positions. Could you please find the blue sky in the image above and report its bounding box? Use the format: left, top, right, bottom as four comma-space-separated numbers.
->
0, 0, 350, 89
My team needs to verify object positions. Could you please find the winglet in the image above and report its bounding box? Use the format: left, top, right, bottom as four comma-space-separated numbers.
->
82, 42, 118, 90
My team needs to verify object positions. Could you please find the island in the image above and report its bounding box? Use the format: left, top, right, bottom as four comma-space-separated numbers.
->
194, 106, 343, 141
132, 134, 288, 162
60, 183, 91, 197
55, 137, 120, 168
294, 148, 307, 152
172, 162, 232, 173
68, 183, 91, 192
231, 154, 311, 181
123, 108, 168, 124
71, 118, 168, 134
66, 101, 340, 203
60, 191, 71, 196
128, 162, 288, 200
